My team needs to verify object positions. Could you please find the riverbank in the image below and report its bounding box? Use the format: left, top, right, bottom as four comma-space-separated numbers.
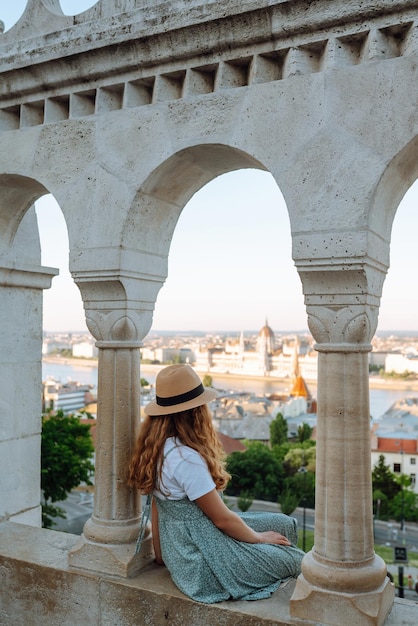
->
42, 356, 418, 392
43, 356, 98, 368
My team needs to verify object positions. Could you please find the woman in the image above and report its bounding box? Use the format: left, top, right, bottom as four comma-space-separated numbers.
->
128, 364, 304, 603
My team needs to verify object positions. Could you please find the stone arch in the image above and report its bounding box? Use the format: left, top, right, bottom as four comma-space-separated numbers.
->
369, 134, 418, 245
122, 144, 270, 261
0, 172, 58, 526
0, 174, 47, 258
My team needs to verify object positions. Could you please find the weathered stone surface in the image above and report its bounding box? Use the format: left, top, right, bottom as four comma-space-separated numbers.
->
0, 522, 416, 625
2, 1, 418, 624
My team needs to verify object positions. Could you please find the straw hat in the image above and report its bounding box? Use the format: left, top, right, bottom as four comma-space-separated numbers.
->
144, 364, 218, 416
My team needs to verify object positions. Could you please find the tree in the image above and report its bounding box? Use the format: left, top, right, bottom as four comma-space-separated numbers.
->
237, 490, 253, 512
297, 423, 313, 443
226, 441, 285, 501
372, 488, 387, 520
372, 455, 401, 519
387, 474, 418, 523
203, 374, 213, 388
269, 412, 288, 446
283, 471, 316, 509
41, 410, 95, 528
278, 485, 299, 516
284, 447, 316, 474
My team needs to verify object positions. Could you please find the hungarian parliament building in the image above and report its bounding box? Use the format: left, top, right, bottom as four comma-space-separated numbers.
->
141, 320, 318, 382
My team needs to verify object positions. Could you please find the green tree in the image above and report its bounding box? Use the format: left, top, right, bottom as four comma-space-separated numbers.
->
297, 423, 313, 443
283, 447, 316, 474
41, 410, 95, 528
237, 490, 253, 512
388, 475, 418, 523
140, 377, 150, 388
372, 455, 401, 519
283, 471, 316, 509
269, 412, 288, 446
203, 374, 213, 388
389, 489, 418, 523
278, 485, 299, 515
226, 441, 285, 501
372, 488, 387, 519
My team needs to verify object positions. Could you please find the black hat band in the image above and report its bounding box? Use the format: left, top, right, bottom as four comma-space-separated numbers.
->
156, 383, 205, 407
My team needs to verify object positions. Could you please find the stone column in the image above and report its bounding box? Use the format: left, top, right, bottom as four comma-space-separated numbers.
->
0, 263, 57, 527
69, 277, 159, 577
290, 267, 394, 626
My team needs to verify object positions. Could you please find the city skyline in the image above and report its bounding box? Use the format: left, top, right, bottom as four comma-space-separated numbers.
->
4, 2, 418, 334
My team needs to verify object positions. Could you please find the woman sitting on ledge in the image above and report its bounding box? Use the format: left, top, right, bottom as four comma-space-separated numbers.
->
128, 364, 304, 603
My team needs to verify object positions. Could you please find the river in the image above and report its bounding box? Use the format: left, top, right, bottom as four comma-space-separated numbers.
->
42, 360, 413, 419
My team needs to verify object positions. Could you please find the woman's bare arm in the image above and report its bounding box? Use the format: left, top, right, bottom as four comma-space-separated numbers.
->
151, 498, 165, 565
195, 489, 291, 545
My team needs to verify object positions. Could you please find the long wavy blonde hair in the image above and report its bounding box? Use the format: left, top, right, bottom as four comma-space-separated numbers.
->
128, 404, 230, 494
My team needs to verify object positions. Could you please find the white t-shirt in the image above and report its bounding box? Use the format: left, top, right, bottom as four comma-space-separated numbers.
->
154, 437, 216, 501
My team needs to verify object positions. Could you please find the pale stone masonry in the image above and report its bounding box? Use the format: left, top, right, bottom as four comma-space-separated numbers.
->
2, 0, 418, 624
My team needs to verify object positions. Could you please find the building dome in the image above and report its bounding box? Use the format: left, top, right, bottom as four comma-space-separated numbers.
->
257, 319, 275, 355
259, 319, 275, 341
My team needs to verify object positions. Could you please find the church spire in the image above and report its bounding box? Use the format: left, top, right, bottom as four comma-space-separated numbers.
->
291, 336, 300, 382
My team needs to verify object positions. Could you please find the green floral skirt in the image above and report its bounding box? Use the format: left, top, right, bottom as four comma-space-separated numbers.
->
155, 497, 305, 603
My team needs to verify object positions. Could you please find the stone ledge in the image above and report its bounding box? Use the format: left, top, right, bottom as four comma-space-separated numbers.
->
0, 521, 416, 625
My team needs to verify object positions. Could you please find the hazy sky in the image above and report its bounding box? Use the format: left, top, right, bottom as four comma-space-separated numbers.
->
3, 1, 418, 334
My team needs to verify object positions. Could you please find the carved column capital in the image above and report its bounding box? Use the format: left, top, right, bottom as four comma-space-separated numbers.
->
306, 304, 377, 351
86, 312, 144, 347
296, 263, 387, 350
73, 271, 166, 343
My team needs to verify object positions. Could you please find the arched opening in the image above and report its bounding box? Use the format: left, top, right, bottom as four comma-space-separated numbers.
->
371, 177, 418, 525
1, 1, 99, 32
369, 136, 418, 538
0, 174, 58, 526
59, 0, 98, 15
378, 179, 418, 332
35, 195, 87, 333
152, 168, 306, 332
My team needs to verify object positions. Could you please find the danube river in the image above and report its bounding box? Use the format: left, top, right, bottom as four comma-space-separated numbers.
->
42, 359, 416, 419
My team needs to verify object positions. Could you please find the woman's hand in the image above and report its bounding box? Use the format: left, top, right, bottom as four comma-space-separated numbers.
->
255, 530, 291, 546
195, 489, 291, 545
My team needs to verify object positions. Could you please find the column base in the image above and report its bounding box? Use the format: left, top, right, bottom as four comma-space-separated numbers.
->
290, 573, 395, 626
68, 534, 154, 578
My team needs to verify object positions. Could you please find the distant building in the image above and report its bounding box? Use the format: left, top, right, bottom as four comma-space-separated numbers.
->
371, 397, 418, 494
42, 379, 96, 414
213, 345, 317, 444
385, 352, 418, 375
368, 351, 387, 369
194, 320, 318, 381
42, 339, 70, 355
72, 341, 98, 359
141, 346, 194, 363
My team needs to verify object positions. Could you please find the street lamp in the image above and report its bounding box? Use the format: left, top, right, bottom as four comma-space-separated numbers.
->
400, 425, 405, 533
400, 446, 405, 534
395, 426, 406, 534
298, 463, 308, 552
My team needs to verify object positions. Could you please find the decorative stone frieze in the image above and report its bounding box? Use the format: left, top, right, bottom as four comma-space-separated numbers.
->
1, 2, 418, 132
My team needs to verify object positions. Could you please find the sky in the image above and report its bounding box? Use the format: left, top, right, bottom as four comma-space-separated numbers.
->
3, 1, 418, 334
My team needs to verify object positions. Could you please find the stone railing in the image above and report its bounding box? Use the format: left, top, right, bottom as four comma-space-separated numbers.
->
0, 520, 414, 626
